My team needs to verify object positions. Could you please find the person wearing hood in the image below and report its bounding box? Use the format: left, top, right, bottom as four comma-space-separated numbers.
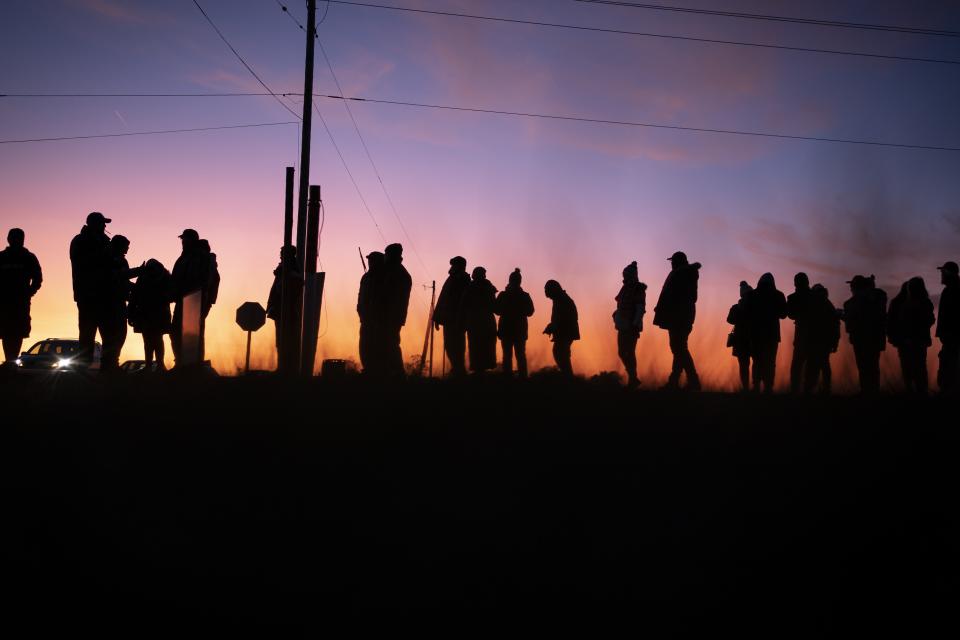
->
129, 258, 173, 371
355, 250, 385, 375
842, 274, 888, 394
786, 272, 813, 393
494, 268, 534, 378
459, 266, 498, 373
804, 284, 840, 394
653, 251, 701, 391
0, 228, 42, 364
614, 261, 647, 388
935, 261, 960, 393
747, 272, 787, 393
544, 279, 579, 376
726, 280, 753, 392
889, 277, 936, 394
433, 256, 471, 376
70, 211, 112, 365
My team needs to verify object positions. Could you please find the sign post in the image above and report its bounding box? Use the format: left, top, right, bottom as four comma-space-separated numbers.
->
236, 301, 267, 375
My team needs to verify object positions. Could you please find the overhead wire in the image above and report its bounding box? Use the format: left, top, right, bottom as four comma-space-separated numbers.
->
575, 0, 960, 38
4, 91, 959, 152
0, 121, 298, 145
321, 1, 960, 66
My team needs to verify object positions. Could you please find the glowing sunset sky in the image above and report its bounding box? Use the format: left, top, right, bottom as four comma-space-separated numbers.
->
2, 0, 959, 388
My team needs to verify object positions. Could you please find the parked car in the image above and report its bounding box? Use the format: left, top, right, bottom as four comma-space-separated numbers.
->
119, 360, 163, 374
17, 339, 101, 371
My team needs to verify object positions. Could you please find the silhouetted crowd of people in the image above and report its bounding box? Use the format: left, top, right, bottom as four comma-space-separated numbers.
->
3, 215, 959, 395
0, 212, 222, 372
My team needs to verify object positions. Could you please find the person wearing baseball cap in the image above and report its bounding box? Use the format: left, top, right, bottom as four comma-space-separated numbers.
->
170, 228, 207, 365
433, 256, 471, 376
936, 261, 960, 393
70, 211, 113, 365
653, 250, 702, 391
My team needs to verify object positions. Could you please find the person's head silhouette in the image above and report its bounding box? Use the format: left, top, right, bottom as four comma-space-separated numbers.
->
623, 261, 638, 284
179, 228, 199, 251
794, 272, 809, 290
385, 243, 403, 264
668, 251, 688, 269
86, 211, 111, 233
367, 251, 384, 270
739, 280, 752, 300
471, 266, 486, 282
508, 268, 522, 287
758, 272, 776, 290
449, 256, 466, 275
7, 228, 24, 249
938, 261, 959, 285
545, 279, 562, 299
111, 235, 130, 257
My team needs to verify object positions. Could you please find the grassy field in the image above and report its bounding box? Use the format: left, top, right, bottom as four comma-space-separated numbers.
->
4, 372, 957, 634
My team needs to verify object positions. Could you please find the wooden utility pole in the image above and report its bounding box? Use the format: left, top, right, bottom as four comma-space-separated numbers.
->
295, 0, 317, 272
300, 185, 325, 376
417, 281, 436, 377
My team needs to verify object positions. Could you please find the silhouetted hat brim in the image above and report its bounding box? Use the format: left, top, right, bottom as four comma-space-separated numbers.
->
937, 262, 959, 273
87, 213, 111, 224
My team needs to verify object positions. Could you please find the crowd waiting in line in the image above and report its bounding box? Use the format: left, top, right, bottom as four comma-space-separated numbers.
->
1, 212, 958, 394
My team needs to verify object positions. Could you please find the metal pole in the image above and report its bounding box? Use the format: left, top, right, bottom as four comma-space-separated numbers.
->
279, 167, 295, 374
428, 280, 436, 377
295, 0, 317, 273
245, 330, 252, 375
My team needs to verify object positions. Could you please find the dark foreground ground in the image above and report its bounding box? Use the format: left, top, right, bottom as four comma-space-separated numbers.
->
3, 371, 958, 635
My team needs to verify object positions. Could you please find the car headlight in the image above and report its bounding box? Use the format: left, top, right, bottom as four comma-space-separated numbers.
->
54, 358, 73, 369
14, 358, 22, 367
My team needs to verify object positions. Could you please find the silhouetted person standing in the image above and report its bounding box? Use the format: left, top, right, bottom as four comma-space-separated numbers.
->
804, 284, 840, 394
0, 228, 42, 364
129, 259, 172, 370
495, 268, 534, 377
266, 246, 302, 373
726, 281, 753, 392
889, 277, 935, 394
786, 272, 813, 393
459, 266, 498, 373
748, 273, 787, 393
100, 235, 139, 373
383, 243, 412, 377
70, 212, 112, 366
936, 261, 960, 394
544, 279, 579, 376
356, 251, 385, 375
434, 256, 470, 376
198, 239, 220, 362
842, 275, 887, 394
170, 229, 208, 366
653, 251, 701, 391
614, 261, 647, 388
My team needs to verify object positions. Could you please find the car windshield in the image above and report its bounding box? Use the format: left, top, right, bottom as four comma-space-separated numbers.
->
39, 342, 80, 355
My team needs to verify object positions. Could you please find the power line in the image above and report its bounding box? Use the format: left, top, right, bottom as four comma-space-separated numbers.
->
575, 0, 960, 38
317, 94, 960, 152
191, 0, 302, 120
311, 102, 388, 242
323, 0, 960, 66
6, 91, 958, 152
317, 38, 432, 279
1, 92, 277, 98
0, 121, 298, 145
273, 0, 307, 31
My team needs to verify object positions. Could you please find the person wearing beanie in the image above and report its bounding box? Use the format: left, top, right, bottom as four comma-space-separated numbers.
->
495, 268, 535, 377
613, 261, 647, 388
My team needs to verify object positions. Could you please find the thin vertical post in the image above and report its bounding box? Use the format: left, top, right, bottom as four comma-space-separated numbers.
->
279, 167, 296, 374
300, 185, 322, 376
428, 280, 436, 377
245, 330, 252, 375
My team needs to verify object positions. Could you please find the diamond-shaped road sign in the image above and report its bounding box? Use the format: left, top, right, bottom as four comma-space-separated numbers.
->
236, 301, 266, 332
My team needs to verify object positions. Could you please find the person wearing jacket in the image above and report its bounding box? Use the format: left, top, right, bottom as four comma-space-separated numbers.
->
936, 261, 960, 394
0, 228, 42, 364
747, 272, 787, 394
842, 275, 888, 394
653, 251, 701, 391
129, 259, 172, 370
804, 284, 840, 394
170, 229, 209, 365
70, 211, 112, 365
614, 261, 647, 388
726, 281, 753, 392
494, 268, 534, 378
544, 279, 579, 376
459, 266, 498, 373
433, 256, 471, 377
267, 245, 302, 373
888, 277, 935, 394
786, 272, 813, 393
